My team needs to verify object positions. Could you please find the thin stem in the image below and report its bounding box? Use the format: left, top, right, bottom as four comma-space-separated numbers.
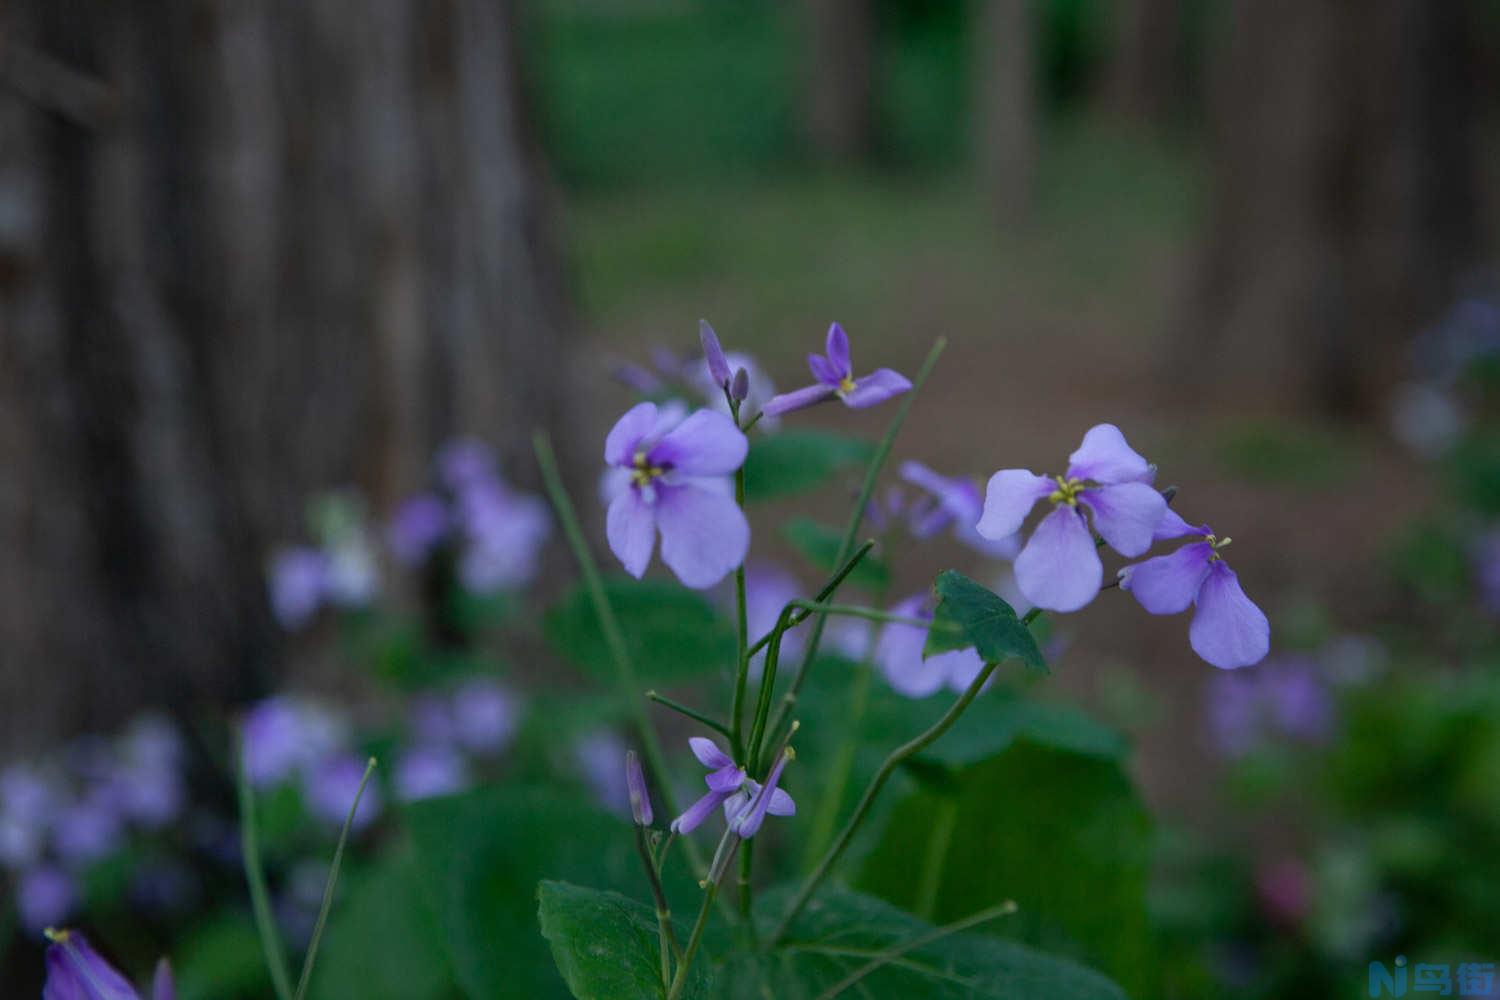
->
799, 648, 874, 870
745, 603, 798, 772
729, 450, 750, 761
532, 431, 705, 876
771, 656, 1001, 946
294, 757, 377, 1000
237, 750, 295, 1000
811, 900, 1019, 1000
744, 541, 877, 659
913, 795, 958, 920
766, 338, 946, 742
646, 691, 732, 740
737, 844, 754, 927
635, 825, 682, 988
666, 841, 737, 1000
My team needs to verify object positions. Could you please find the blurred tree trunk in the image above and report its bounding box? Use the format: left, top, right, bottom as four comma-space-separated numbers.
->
973, 0, 1036, 225
1101, 0, 1180, 126
804, 0, 876, 160
1179, 0, 1484, 413
0, 0, 572, 752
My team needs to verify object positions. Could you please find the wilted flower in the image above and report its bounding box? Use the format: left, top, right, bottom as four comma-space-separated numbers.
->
387, 493, 449, 566
43, 928, 174, 1000
1119, 511, 1270, 669
604, 402, 749, 588
625, 750, 653, 826
393, 746, 470, 803
19, 867, 74, 931
900, 461, 1020, 558
267, 548, 328, 629
874, 595, 986, 698
763, 323, 911, 417
977, 424, 1166, 612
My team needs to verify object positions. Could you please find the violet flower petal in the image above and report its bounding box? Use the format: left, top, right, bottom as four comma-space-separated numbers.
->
808, 352, 844, 387
699, 320, 732, 387
152, 961, 174, 1000
874, 596, 948, 698
655, 483, 749, 589
733, 750, 793, 839
688, 737, 733, 769
1014, 506, 1102, 612
43, 930, 139, 1000
765, 787, 795, 816
1079, 482, 1167, 557
1065, 423, 1153, 484
671, 788, 732, 834
977, 470, 1054, 540
625, 750, 653, 826
1153, 507, 1205, 541
604, 402, 660, 467
841, 369, 912, 408
648, 410, 747, 477
1122, 542, 1214, 615
606, 488, 656, 579
762, 383, 838, 416
825, 322, 852, 375
1190, 561, 1271, 669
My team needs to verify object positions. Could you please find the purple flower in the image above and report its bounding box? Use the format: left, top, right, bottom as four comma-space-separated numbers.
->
825, 616, 877, 662
456, 482, 551, 592
1205, 656, 1332, 757
437, 438, 496, 492
604, 402, 750, 589
241, 697, 347, 789
763, 323, 912, 417
671, 738, 748, 834
451, 679, 519, 756
1119, 516, 1270, 669
977, 424, 1166, 612
267, 548, 328, 629
700, 320, 733, 389
724, 748, 795, 839
901, 461, 1020, 558
323, 536, 378, 608
625, 750, 653, 826
302, 754, 381, 831
387, 493, 449, 566
741, 562, 805, 676
573, 730, 630, 816
407, 695, 458, 746
1, 765, 57, 869
19, 867, 75, 932
53, 794, 123, 865
874, 595, 987, 698
1473, 527, 1500, 615
393, 746, 470, 803
43, 928, 173, 1000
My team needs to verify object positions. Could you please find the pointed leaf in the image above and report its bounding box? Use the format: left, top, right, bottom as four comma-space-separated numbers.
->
538, 881, 710, 1000
926, 570, 1046, 674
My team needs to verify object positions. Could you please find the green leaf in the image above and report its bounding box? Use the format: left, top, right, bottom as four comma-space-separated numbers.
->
858, 744, 1153, 996
720, 885, 1126, 999
537, 881, 710, 1000
544, 576, 735, 685
926, 570, 1046, 674
742, 430, 874, 503
782, 517, 889, 589
170, 915, 270, 1000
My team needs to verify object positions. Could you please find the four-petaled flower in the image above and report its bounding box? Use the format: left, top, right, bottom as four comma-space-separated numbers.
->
976, 424, 1166, 612
604, 402, 750, 589
763, 323, 911, 416
671, 738, 794, 838
900, 461, 1020, 558
43, 928, 174, 1000
1119, 509, 1270, 669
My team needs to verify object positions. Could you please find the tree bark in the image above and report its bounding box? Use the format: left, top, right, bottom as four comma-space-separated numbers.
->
0, 0, 572, 752
1179, 0, 1484, 413
803, 0, 876, 161
973, 0, 1036, 226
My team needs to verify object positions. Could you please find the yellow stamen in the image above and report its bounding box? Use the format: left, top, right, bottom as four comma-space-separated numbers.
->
837, 374, 857, 395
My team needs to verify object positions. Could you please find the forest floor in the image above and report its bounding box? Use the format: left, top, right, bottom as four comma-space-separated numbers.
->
562, 117, 1435, 842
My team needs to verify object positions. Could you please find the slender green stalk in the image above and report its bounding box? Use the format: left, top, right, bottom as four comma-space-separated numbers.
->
811, 900, 1018, 1000
294, 757, 377, 1000
913, 795, 959, 920
737, 842, 754, 927
744, 541, 877, 659
237, 752, 295, 1000
646, 691, 732, 740
771, 655, 1001, 945
635, 824, 682, 989
765, 339, 946, 744
799, 645, 874, 870
532, 431, 705, 876
666, 840, 737, 1000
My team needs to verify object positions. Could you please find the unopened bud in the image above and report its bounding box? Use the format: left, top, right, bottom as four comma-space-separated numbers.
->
625, 750, 653, 826
730, 367, 750, 401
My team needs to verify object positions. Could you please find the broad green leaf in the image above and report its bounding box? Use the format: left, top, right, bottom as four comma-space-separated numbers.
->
858, 744, 1153, 995
719, 885, 1127, 999
742, 430, 874, 503
782, 517, 889, 589
170, 914, 269, 1000
925, 570, 1046, 674
537, 881, 709, 1000
544, 576, 735, 685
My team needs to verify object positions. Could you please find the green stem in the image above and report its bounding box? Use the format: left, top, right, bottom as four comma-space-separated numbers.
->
237, 750, 295, 1000
737, 845, 754, 929
294, 758, 377, 1000
646, 691, 732, 740
745, 603, 798, 773
744, 542, 877, 659
635, 825, 682, 989
799, 648, 874, 870
765, 338, 946, 743
913, 795, 958, 920
770, 655, 1001, 946
666, 842, 736, 1000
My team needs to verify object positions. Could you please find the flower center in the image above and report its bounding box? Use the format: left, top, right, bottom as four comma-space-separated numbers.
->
1049, 476, 1085, 506
1205, 533, 1233, 561
836, 374, 858, 395
630, 449, 666, 488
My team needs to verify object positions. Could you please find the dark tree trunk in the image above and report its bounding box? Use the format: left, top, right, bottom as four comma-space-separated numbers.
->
803, 0, 876, 161
0, 0, 572, 752
973, 0, 1036, 225
1101, 0, 1181, 126
1179, 0, 1485, 413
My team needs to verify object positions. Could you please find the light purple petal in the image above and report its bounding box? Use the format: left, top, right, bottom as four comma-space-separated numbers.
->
44, 932, 139, 1000
825, 322, 852, 374
655, 483, 749, 589
606, 488, 656, 579
842, 369, 912, 408
153, 961, 175, 1000
605, 402, 659, 467
1065, 423, 1153, 484
1079, 482, 1167, 557
625, 751, 653, 826
1014, 506, 1102, 612
671, 788, 732, 834
1153, 507, 1206, 541
1121, 542, 1213, 615
705, 764, 746, 793
722, 790, 752, 825
689, 736, 733, 769
699, 320, 732, 386
1190, 561, 1271, 669
765, 787, 795, 816
977, 470, 1053, 540
874, 596, 947, 698
900, 462, 981, 523
649, 409, 748, 477
733, 750, 792, 838
762, 383, 837, 416
943, 648, 989, 693
808, 353, 844, 387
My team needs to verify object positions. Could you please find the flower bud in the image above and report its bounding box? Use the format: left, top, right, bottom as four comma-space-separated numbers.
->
625, 750, 653, 826
730, 367, 750, 402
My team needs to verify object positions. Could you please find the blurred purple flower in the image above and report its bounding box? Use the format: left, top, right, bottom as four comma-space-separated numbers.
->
699, 320, 733, 390
393, 745, 470, 803
741, 562, 804, 676
241, 697, 347, 789
437, 438, 496, 492
1205, 656, 1333, 758
128, 861, 199, 915
604, 402, 749, 588
1388, 381, 1466, 457
407, 695, 458, 746
763, 323, 911, 417
323, 536, 378, 608
978, 424, 1165, 612
303, 754, 381, 831
456, 480, 551, 592
625, 750, 653, 826
611, 360, 665, 395
53, 794, 124, 865
824, 616, 877, 663
267, 548, 328, 629
874, 595, 986, 698
573, 730, 629, 816
672, 738, 747, 834
901, 460, 1021, 558
1119, 515, 1270, 670
451, 679, 519, 756
1256, 857, 1313, 927
1473, 528, 1500, 615
19, 866, 74, 931
1, 765, 56, 869
387, 493, 449, 566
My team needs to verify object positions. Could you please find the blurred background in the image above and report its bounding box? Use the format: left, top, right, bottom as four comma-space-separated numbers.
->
3, 1, 1500, 997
